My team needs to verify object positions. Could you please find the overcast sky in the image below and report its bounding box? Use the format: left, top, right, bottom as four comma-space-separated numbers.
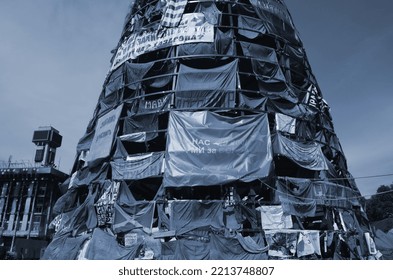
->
0, 0, 392, 196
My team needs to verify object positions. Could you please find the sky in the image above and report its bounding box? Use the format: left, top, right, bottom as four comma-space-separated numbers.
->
0, 0, 392, 196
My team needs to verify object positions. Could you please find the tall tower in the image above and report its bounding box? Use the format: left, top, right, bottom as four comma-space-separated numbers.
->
43, 0, 378, 260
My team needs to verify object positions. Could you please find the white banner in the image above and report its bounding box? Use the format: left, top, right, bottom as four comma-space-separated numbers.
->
111, 13, 214, 70
86, 105, 123, 164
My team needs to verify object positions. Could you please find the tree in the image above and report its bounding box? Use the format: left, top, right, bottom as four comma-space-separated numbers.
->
366, 184, 393, 222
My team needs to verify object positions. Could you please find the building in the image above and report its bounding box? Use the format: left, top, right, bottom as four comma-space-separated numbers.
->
0, 127, 67, 259
43, 0, 379, 260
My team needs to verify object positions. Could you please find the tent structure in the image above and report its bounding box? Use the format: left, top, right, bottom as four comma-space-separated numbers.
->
43, 0, 380, 260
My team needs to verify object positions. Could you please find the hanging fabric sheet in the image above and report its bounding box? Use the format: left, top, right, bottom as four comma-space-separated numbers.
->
169, 200, 225, 235
86, 105, 123, 166
41, 232, 90, 260
195, 0, 220, 25
164, 111, 272, 187
238, 91, 268, 110
144, 60, 176, 89
249, 0, 298, 43
276, 177, 356, 210
268, 99, 316, 121
76, 130, 95, 153
95, 181, 120, 226
175, 60, 237, 109
124, 61, 155, 90
72, 163, 109, 187
238, 15, 267, 39
123, 113, 159, 135
120, 132, 158, 143
85, 228, 142, 260
112, 201, 156, 234
137, 93, 173, 114
111, 152, 164, 180
276, 113, 296, 134
256, 205, 293, 230
160, 0, 188, 28
273, 133, 328, 171
105, 64, 125, 97
240, 41, 277, 63
113, 139, 128, 159
209, 233, 268, 260
99, 90, 122, 116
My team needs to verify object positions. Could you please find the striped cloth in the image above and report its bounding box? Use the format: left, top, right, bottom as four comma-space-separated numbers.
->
160, 0, 188, 28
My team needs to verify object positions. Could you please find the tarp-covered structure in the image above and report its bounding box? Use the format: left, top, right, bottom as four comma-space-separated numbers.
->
44, 0, 379, 260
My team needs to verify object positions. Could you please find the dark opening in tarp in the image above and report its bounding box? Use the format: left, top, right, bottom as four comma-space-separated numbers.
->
164, 111, 272, 187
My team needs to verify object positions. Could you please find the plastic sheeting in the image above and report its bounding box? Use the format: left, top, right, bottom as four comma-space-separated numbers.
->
85, 228, 142, 260
72, 163, 109, 187
195, 1, 220, 25
112, 201, 155, 234
240, 41, 277, 63
105, 65, 125, 97
99, 91, 122, 116
238, 15, 266, 39
175, 60, 237, 109
76, 130, 94, 153
164, 111, 272, 187
145, 60, 176, 89
124, 62, 154, 90
120, 131, 158, 143
276, 177, 357, 210
41, 232, 90, 260
170, 200, 225, 235
166, 233, 268, 260
111, 152, 164, 180
273, 133, 328, 171
238, 91, 268, 110
123, 113, 158, 135
374, 229, 393, 260
256, 205, 293, 230
276, 113, 296, 134
249, 0, 298, 43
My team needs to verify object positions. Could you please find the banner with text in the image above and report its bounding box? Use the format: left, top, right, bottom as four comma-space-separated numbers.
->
87, 105, 123, 165
111, 13, 214, 70
164, 111, 272, 187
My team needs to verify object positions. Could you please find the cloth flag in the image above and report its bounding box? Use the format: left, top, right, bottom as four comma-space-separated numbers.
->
161, 0, 188, 28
